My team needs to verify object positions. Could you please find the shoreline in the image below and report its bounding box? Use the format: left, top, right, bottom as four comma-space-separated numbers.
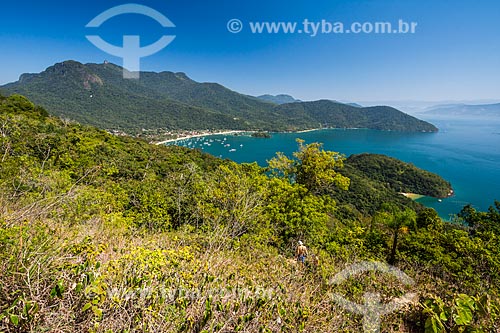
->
154, 130, 253, 145
156, 127, 326, 144
290, 127, 367, 134
400, 192, 425, 200
154, 126, 389, 145
155, 128, 323, 145
294, 128, 322, 133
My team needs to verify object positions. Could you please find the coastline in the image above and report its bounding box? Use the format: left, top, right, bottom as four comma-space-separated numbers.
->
154, 130, 252, 145
294, 128, 322, 133
154, 126, 372, 145
154, 127, 324, 145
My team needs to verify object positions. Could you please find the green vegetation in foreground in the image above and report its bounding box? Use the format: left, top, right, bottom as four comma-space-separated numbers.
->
1, 94, 499, 332
1, 60, 438, 136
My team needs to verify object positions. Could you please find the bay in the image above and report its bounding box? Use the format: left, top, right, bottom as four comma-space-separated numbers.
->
168, 116, 500, 219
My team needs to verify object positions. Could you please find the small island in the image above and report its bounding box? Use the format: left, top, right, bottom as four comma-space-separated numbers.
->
251, 131, 272, 138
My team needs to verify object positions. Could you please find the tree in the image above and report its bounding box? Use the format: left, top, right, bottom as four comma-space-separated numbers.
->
459, 202, 500, 235
416, 207, 443, 231
265, 140, 349, 248
268, 139, 350, 195
264, 177, 335, 248
375, 203, 416, 265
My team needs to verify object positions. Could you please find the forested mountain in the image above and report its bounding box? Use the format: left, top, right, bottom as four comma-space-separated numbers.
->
346, 154, 452, 198
274, 100, 437, 132
1, 61, 437, 134
256, 94, 301, 104
1, 94, 498, 332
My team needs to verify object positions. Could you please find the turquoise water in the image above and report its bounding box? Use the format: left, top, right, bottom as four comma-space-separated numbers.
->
168, 117, 500, 219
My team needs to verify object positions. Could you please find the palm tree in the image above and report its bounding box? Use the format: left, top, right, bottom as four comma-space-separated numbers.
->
375, 203, 416, 265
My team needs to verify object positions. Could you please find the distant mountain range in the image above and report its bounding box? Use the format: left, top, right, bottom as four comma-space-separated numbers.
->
257, 95, 365, 109
344, 102, 363, 108
422, 103, 500, 117
0, 60, 438, 133
257, 94, 301, 104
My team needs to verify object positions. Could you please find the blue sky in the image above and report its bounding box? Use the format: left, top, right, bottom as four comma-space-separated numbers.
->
0, 0, 499, 102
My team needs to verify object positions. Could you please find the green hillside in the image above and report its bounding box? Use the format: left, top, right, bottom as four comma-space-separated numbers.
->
346, 154, 453, 198
324, 154, 453, 219
1, 61, 438, 135
274, 100, 438, 132
1, 94, 498, 332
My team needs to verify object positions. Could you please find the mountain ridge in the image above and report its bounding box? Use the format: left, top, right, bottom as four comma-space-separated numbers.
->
1, 60, 438, 134
257, 94, 301, 104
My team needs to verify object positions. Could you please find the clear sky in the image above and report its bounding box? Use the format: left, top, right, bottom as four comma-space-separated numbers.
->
0, 0, 499, 102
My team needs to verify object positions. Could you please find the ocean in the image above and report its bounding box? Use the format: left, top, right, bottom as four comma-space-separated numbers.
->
167, 116, 500, 219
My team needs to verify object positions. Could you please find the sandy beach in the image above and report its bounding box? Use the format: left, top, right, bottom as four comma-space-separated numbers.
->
154, 130, 251, 145
294, 128, 322, 133
156, 127, 329, 144
400, 192, 425, 200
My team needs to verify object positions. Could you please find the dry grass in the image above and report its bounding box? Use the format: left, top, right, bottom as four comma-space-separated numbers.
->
1, 212, 431, 333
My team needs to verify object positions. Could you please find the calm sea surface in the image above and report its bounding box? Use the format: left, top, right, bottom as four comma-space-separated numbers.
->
167, 116, 500, 219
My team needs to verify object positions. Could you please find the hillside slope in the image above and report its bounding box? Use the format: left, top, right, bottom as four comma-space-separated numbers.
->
274, 100, 437, 132
1, 94, 498, 332
346, 154, 453, 198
